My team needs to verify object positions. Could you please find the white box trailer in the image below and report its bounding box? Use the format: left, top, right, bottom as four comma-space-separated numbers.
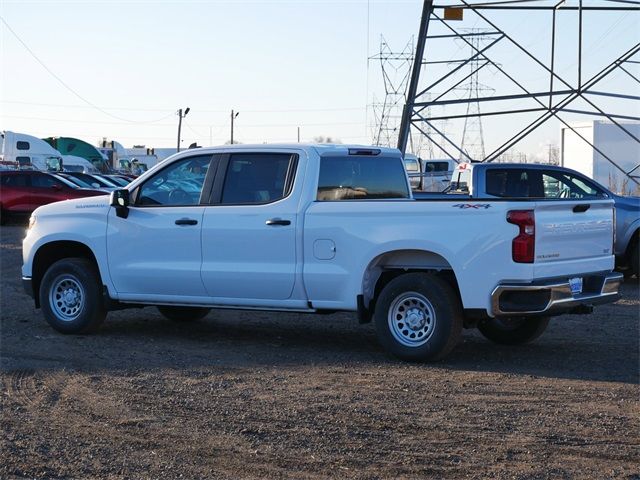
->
560, 120, 640, 195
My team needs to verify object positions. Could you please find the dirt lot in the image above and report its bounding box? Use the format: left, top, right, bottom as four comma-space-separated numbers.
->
1, 222, 638, 479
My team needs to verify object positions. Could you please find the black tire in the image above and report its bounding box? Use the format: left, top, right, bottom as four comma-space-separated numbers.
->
157, 306, 210, 322
630, 242, 639, 278
39, 258, 106, 334
477, 316, 549, 345
374, 273, 463, 362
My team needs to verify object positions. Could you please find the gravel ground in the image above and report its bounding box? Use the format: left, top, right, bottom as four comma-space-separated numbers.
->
1, 222, 639, 479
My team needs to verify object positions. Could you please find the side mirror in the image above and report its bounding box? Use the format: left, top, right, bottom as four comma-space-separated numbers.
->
110, 189, 130, 218
51, 184, 62, 191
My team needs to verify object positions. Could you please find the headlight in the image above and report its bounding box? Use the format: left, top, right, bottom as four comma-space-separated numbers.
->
28, 215, 37, 230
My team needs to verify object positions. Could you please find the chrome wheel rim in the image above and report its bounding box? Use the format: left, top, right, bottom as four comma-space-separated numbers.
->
49, 274, 85, 322
388, 292, 436, 347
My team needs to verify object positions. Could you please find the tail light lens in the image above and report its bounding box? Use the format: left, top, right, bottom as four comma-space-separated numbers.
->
507, 210, 535, 263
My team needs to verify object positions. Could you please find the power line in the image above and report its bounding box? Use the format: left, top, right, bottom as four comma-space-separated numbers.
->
2, 114, 366, 129
0, 100, 367, 114
0, 16, 178, 124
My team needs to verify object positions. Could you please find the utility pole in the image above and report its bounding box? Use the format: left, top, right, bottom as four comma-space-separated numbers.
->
230, 110, 239, 144
176, 107, 190, 152
297, 126, 300, 143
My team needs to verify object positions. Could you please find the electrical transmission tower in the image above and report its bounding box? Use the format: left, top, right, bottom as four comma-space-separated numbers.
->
457, 29, 494, 161
370, 36, 415, 149
398, 0, 640, 187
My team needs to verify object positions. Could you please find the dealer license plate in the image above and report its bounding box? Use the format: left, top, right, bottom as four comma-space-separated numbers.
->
569, 277, 583, 295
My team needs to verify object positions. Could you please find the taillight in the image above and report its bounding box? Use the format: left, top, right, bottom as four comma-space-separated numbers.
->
507, 210, 535, 263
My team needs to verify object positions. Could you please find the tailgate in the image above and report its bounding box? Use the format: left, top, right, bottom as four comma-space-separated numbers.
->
534, 199, 614, 267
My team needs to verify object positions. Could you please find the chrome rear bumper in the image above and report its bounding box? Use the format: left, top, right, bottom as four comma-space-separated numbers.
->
491, 271, 623, 317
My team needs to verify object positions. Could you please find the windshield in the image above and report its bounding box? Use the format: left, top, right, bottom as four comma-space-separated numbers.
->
105, 175, 130, 187
46, 156, 62, 172
51, 174, 82, 189
59, 174, 95, 188
90, 175, 118, 187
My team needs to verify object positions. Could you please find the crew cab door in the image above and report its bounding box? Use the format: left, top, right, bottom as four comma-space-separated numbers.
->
107, 155, 216, 297
200, 152, 298, 300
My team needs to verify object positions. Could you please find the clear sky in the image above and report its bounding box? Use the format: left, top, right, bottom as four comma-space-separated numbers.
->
1, 0, 638, 161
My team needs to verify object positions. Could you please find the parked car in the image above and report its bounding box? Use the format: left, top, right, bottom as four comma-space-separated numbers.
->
56, 173, 113, 193
417, 162, 639, 277
22, 145, 622, 361
61, 172, 118, 191
0, 170, 106, 224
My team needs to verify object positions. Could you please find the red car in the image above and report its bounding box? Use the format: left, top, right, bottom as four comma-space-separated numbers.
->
0, 170, 106, 224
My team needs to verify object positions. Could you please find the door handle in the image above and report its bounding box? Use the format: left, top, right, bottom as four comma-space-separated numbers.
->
175, 218, 198, 226
266, 218, 291, 226
573, 204, 590, 213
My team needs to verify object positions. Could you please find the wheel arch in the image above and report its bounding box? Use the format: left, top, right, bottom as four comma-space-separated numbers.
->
362, 249, 461, 312
32, 240, 101, 308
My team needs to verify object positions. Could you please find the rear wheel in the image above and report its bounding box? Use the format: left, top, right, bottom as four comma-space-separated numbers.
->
629, 242, 639, 278
157, 306, 210, 322
478, 316, 549, 345
39, 258, 106, 334
374, 273, 462, 362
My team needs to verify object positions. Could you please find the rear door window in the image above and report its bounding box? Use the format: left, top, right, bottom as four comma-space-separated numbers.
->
317, 156, 409, 201
220, 153, 296, 205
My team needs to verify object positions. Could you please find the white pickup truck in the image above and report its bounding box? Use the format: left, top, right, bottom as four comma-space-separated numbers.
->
22, 144, 623, 361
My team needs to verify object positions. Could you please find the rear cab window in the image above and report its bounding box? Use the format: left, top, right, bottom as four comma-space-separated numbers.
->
424, 161, 449, 173
317, 154, 409, 201
485, 169, 544, 198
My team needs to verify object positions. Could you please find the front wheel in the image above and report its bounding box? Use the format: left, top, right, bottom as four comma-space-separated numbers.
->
477, 316, 549, 345
39, 258, 106, 334
374, 273, 462, 362
157, 306, 210, 322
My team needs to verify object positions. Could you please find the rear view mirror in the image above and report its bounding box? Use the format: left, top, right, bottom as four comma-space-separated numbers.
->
110, 189, 130, 218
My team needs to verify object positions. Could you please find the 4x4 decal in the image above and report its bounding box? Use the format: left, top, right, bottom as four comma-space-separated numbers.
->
452, 204, 491, 209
